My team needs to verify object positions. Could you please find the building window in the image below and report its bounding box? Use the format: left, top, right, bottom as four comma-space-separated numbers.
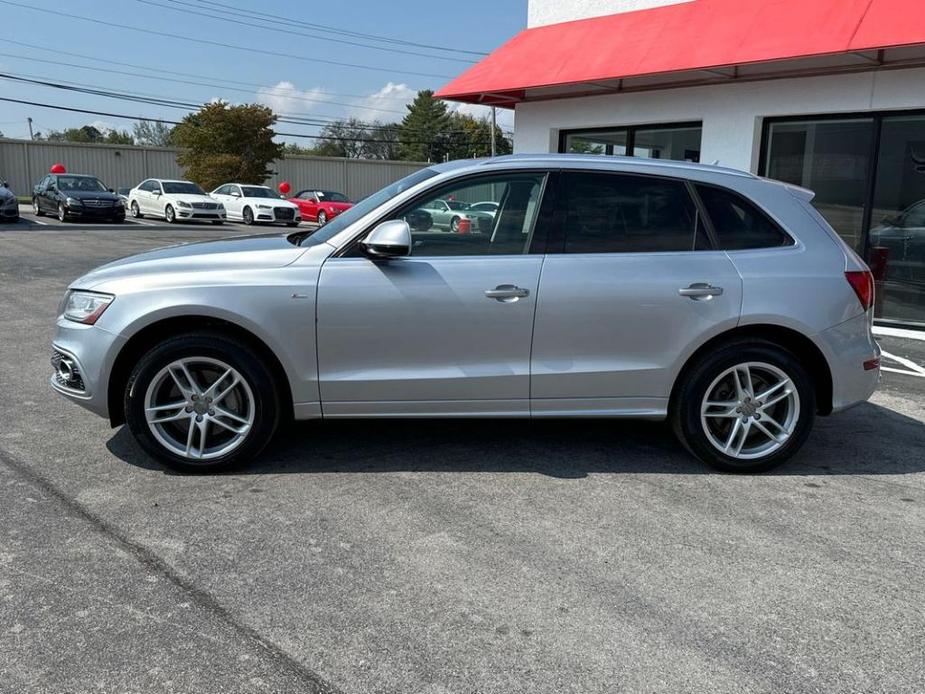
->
559, 123, 702, 162
762, 112, 925, 326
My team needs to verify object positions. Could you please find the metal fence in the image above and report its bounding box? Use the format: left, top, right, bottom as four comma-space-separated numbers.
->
0, 138, 427, 200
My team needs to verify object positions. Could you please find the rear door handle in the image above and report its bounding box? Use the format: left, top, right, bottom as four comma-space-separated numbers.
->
679, 283, 724, 300
485, 284, 530, 302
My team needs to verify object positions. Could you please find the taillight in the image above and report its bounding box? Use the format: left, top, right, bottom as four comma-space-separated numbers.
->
845, 270, 874, 311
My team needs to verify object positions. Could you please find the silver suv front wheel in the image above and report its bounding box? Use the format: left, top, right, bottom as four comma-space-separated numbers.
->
125, 332, 281, 473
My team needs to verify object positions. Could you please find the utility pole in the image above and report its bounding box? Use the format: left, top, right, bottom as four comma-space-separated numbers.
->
490, 107, 497, 158
27, 117, 34, 140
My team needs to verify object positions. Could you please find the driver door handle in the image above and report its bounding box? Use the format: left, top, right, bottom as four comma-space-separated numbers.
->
679, 283, 724, 300
485, 284, 530, 302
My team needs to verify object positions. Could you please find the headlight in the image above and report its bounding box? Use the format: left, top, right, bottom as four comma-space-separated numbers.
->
256, 204, 271, 210
115, 199, 124, 208
63, 290, 114, 325
216, 203, 225, 210
176, 200, 192, 208
65, 197, 83, 206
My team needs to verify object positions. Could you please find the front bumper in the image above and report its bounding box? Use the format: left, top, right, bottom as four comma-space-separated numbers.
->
50, 317, 126, 419
1, 201, 19, 219
255, 206, 300, 224
816, 311, 881, 413
66, 204, 125, 220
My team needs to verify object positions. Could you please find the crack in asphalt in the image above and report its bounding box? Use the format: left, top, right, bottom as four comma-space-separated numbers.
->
0, 443, 343, 694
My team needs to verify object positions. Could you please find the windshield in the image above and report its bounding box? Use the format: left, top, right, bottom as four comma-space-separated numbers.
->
57, 176, 107, 192
291, 167, 439, 247
241, 186, 278, 198
163, 181, 205, 195
318, 191, 350, 203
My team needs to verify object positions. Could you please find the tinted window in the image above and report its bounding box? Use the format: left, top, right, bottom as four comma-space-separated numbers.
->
241, 186, 276, 198
696, 185, 792, 250
163, 181, 204, 195
390, 173, 547, 257
561, 172, 699, 253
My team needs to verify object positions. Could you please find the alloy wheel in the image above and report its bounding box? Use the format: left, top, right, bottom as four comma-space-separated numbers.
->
165, 205, 175, 223
58, 204, 67, 222
32, 198, 40, 215
700, 361, 800, 460
143, 357, 255, 461
317, 211, 327, 226
131, 201, 140, 218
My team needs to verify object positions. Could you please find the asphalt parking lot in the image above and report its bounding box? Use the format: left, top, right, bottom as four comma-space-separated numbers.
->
1, 221, 924, 694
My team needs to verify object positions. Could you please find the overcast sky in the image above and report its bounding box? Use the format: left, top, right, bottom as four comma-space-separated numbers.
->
0, 0, 524, 142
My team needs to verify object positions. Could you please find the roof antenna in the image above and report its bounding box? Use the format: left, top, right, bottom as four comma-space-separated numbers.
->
711, 159, 720, 166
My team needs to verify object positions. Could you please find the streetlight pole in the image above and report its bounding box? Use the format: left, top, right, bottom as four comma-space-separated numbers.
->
490, 107, 497, 158
27, 117, 34, 141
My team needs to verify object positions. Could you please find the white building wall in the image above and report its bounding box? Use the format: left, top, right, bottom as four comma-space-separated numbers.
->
512, 68, 925, 172
528, 0, 690, 27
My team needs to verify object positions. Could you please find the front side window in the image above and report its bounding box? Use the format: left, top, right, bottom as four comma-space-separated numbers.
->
695, 184, 792, 250
391, 173, 547, 257
561, 172, 700, 254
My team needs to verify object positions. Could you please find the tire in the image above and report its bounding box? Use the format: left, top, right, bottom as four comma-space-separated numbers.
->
670, 339, 815, 473
450, 216, 460, 232
131, 201, 143, 219
164, 205, 176, 224
243, 207, 254, 225
32, 198, 44, 216
316, 210, 327, 226
57, 203, 68, 222
124, 332, 281, 473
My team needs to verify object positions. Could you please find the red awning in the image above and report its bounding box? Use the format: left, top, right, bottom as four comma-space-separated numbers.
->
436, 0, 925, 107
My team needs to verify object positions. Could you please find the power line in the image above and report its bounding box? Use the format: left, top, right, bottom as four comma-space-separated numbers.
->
187, 0, 489, 57
0, 0, 454, 79
0, 97, 497, 146
0, 39, 419, 103
136, 0, 476, 65
0, 72, 512, 137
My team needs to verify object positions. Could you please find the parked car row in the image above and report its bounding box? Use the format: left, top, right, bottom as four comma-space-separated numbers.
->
22, 170, 355, 227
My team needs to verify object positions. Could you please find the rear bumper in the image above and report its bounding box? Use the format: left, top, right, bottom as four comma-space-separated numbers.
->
816, 312, 881, 413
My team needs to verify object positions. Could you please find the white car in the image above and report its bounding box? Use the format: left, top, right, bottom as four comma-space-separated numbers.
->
210, 183, 301, 226
129, 179, 226, 224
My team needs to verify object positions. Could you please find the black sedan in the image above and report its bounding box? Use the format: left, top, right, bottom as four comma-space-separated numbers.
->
32, 173, 125, 223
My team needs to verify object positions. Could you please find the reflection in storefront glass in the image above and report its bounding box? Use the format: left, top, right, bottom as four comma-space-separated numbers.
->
869, 115, 925, 325
766, 119, 874, 253
564, 129, 628, 156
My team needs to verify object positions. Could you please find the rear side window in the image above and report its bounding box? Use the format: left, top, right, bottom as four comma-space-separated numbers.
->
696, 184, 793, 250
561, 172, 700, 253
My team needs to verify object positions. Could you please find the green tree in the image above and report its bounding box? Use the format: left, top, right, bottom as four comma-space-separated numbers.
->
104, 129, 134, 145
309, 118, 401, 160
398, 90, 450, 162
171, 102, 283, 191
444, 113, 512, 160
133, 120, 174, 147
46, 125, 105, 143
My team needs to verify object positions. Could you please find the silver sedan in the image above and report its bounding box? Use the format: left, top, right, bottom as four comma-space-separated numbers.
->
51, 155, 880, 474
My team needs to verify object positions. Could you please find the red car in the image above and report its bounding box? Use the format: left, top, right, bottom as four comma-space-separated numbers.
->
288, 189, 353, 225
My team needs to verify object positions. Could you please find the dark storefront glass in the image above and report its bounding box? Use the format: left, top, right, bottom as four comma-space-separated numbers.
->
869, 115, 925, 324
763, 112, 925, 326
765, 119, 874, 252
561, 123, 701, 162
563, 129, 628, 156
632, 126, 701, 162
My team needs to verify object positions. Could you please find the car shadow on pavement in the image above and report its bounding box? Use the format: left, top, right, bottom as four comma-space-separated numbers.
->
107, 401, 925, 478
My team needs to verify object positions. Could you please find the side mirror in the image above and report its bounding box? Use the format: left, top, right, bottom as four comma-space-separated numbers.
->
152, 189, 162, 196
360, 220, 412, 259
230, 191, 241, 198
108, 188, 115, 193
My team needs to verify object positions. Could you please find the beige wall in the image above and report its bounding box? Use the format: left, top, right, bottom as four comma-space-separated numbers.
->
0, 138, 425, 200
528, 0, 691, 26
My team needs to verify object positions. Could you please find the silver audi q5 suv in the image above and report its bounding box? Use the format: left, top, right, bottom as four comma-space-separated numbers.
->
51, 155, 880, 473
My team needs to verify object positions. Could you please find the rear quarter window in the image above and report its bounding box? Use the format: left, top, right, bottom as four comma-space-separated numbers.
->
696, 184, 793, 250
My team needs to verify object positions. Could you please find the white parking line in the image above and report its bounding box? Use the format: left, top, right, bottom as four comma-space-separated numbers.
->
874, 325, 925, 341
881, 350, 925, 376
